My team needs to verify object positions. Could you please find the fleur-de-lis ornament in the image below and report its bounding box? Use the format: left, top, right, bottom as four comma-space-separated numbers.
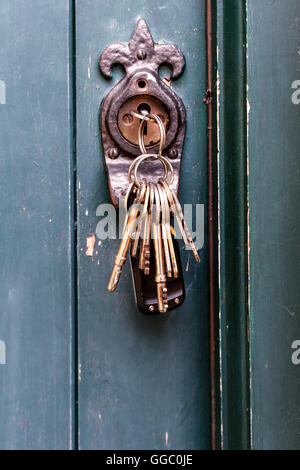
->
100, 18, 185, 80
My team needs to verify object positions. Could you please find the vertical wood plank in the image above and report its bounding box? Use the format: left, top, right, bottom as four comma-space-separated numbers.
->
0, 0, 74, 449
76, 0, 211, 449
248, 0, 300, 449
216, 0, 251, 450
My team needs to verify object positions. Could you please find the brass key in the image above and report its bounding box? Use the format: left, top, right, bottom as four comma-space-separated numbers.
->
157, 183, 172, 278
161, 180, 200, 263
158, 182, 179, 278
122, 181, 135, 236
139, 183, 154, 274
170, 186, 200, 263
152, 184, 168, 312
107, 183, 146, 291
160, 180, 189, 247
131, 182, 150, 257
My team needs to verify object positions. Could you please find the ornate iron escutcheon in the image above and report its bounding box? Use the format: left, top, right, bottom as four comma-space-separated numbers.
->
100, 19, 196, 315
99, 18, 186, 207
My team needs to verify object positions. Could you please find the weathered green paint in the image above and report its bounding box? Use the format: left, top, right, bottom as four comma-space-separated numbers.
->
2, 0, 298, 451
0, 1, 74, 449
247, 0, 300, 450
75, 0, 211, 450
216, 0, 251, 450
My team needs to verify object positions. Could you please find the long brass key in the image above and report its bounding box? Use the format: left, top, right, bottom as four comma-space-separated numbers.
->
139, 183, 154, 274
169, 186, 200, 263
157, 183, 172, 278
158, 182, 179, 278
131, 182, 150, 258
107, 183, 146, 291
152, 184, 168, 312
122, 181, 135, 236
161, 180, 200, 263
160, 180, 189, 247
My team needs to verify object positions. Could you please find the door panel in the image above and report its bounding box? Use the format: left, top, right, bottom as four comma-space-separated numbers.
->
75, 0, 210, 450
0, 1, 74, 449
247, 0, 300, 449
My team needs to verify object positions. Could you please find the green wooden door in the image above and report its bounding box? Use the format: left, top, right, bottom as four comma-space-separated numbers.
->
0, 0, 299, 451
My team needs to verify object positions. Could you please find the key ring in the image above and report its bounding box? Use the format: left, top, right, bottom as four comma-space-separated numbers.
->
132, 112, 166, 157
128, 153, 169, 185
127, 112, 172, 187
127, 153, 166, 184
133, 154, 174, 188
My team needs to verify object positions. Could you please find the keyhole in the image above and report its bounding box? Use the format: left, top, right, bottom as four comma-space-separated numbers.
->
137, 103, 151, 115
137, 103, 151, 135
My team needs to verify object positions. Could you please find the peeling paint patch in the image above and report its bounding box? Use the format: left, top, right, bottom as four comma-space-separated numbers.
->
0, 340, 6, 365
279, 304, 295, 317
88, 53, 91, 80
86, 234, 96, 257
0, 80, 6, 104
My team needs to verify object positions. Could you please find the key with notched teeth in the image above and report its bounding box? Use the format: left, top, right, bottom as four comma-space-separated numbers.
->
152, 184, 168, 313
121, 181, 136, 236
157, 183, 172, 278
139, 182, 154, 274
161, 180, 200, 263
131, 182, 150, 258
107, 183, 146, 292
170, 186, 200, 263
160, 179, 189, 248
158, 182, 179, 278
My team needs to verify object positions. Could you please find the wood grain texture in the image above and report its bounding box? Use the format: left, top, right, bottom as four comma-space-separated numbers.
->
248, 0, 300, 450
0, 0, 74, 449
75, 0, 210, 450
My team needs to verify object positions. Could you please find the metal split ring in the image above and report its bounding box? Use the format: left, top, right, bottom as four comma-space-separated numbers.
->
137, 113, 166, 157
127, 113, 172, 188
133, 154, 174, 188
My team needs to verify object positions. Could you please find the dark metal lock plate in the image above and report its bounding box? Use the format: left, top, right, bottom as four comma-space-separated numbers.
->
99, 19, 186, 207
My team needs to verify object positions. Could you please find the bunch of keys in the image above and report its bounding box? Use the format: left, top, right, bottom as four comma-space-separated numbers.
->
107, 114, 200, 314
